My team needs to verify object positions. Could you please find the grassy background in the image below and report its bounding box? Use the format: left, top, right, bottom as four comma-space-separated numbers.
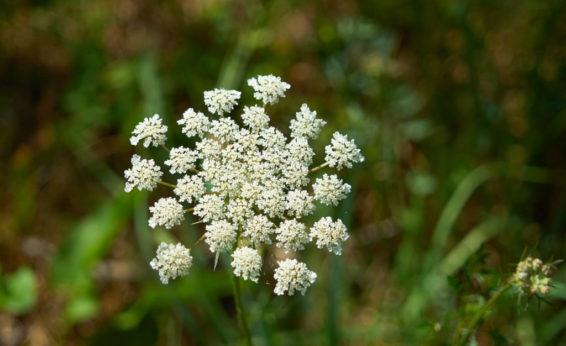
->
1, 0, 566, 344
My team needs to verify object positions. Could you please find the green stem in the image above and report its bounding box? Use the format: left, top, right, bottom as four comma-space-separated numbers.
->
309, 162, 329, 173
159, 181, 177, 189
456, 281, 512, 345
232, 271, 252, 345
232, 226, 252, 345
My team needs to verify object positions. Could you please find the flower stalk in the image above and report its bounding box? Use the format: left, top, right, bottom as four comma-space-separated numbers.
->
456, 280, 512, 346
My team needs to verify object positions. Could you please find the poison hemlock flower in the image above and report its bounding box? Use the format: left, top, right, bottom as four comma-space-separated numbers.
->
149, 197, 184, 229
512, 257, 553, 295
204, 88, 241, 116
205, 220, 237, 253
290, 104, 326, 140
243, 215, 275, 246
242, 106, 270, 130
150, 242, 192, 284
247, 74, 290, 105
325, 131, 365, 170
178, 108, 210, 137
310, 217, 349, 255
313, 174, 351, 206
274, 259, 317, 296
174, 175, 205, 203
124, 154, 163, 193
130, 114, 168, 147
165, 147, 197, 174
231, 247, 262, 282
124, 74, 363, 292
275, 219, 310, 253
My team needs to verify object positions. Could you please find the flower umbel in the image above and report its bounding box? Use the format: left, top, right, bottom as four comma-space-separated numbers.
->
274, 259, 317, 296
512, 257, 554, 295
124, 74, 363, 296
130, 114, 168, 147
150, 242, 193, 284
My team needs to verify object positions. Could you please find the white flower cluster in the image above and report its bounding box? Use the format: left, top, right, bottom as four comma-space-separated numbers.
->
124, 75, 364, 294
247, 74, 290, 105
149, 197, 184, 229
512, 257, 553, 295
124, 155, 163, 193
130, 114, 168, 147
231, 247, 262, 282
149, 242, 193, 284
274, 259, 317, 296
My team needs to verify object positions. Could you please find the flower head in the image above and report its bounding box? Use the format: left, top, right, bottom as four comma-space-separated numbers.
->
150, 242, 192, 284
130, 114, 168, 147
313, 174, 351, 206
194, 194, 226, 222
242, 105, 270, 130
205, 220, 237, 253
512, 257, 553, 295
124, 154, 163, 192
164, 146, 198, 174
325, 132, 365, 170
178, 108, 210, 137
286, 190, 315, 218
124, 74, 363, 295
204, 88, 241, 116
149, 197, 185, 229
247, 74, 290, 105
174, 175, 205, 203
274, 259, 317, 296
231, 247, 262, 282
275, 220, 310, 253
290, 104, 326, 140
310, 217, 349, 255
243, 214, 275, 246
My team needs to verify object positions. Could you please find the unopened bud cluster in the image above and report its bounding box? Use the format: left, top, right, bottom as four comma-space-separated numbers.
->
512, 257, 553, 295
124, 74, 364, 295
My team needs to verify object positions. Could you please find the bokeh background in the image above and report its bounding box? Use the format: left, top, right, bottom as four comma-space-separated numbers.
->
1, 0, 566, 345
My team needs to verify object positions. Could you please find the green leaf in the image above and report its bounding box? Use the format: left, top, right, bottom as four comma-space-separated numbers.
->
65, 293, 99, 322
214, 252, 220, 271
1, 267, 36, 314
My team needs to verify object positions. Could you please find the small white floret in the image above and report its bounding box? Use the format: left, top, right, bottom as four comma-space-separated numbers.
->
231, 247, 262, 282
275, 220, 310, 253
150, 242, 193, 284
204, 88, 241, 116
286, 190, 315, 218
149, 197, 185, 229
242, 105, 270, 130
285, 137, 315, 166
178, 108, 210, 137
174, 175, 205, 203
210, 118, 240, 143
205, 220, 237, 253
324, 131, 364, 170
130, 114, 168, 147
273, 259, 317, 296
124, 154, 163, 192
312, 174, 351, 206
289, 104, 326, 140
194, 194, 225, 222
164, 147, 198, 174
247, 75, 290, 105
310, 217, 349, 255
243, 214, 275, 246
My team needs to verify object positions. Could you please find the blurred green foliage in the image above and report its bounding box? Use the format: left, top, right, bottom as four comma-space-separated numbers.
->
1, 0, 566, 345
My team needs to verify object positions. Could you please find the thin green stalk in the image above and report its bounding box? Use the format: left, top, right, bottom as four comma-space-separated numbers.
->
309, 162, 329, 173
232, 272, 252, 346
232, 226, 252, 345
456, 281, 512, 346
